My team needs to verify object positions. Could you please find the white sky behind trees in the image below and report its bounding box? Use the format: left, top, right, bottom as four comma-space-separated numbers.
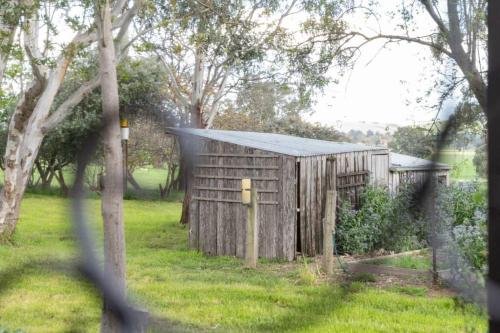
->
30, 1, 459, 129
305, 1, 459, 128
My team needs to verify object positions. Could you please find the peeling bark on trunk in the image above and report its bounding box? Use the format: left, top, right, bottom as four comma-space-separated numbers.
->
0, 78, 45, 239
96, 1, 126, 332
0, 1, 135, 241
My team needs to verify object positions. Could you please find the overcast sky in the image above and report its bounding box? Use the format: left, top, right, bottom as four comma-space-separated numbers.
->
305, 1, 456, 128
46, 1, 455, 129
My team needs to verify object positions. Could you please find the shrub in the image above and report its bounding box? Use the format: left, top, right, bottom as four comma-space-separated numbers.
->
473, 144, 487, 178
336, 186, 425, 255
437, 182, 487, 273
336, 182, 488, 272
435, 182, 487, 305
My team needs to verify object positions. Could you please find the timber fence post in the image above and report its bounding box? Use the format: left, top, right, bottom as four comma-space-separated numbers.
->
244, 184, 258, 268
323, 190, 336, 277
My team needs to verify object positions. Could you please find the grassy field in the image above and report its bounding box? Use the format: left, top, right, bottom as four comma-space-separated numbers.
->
0, 195, 487, 333
366, 254, 431, 270
438, 150, 480, 181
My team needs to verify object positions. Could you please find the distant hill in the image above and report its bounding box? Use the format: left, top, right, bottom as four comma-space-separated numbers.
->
334, 121, 400, 135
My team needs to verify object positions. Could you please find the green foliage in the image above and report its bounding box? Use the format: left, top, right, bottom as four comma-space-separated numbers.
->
367, 254, 431, 270
392, 286, 428, 297
473, 144, 487, 178
438, 150, 479, 181
389, 125, 436, 159
297, 258, 318, 285
437, 182, 487, 273
336, 186, 425, 255
214, 81, 345, 142
0, 327, 26, 333
437, 182, 486, 227
0, 56, 178, 193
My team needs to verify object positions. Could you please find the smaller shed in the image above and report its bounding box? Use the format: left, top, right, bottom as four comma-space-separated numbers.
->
389, 152, 451, 192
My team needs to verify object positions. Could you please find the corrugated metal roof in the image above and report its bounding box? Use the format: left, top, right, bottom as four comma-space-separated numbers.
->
167, 128, 386, 157
389, 152, 451, 171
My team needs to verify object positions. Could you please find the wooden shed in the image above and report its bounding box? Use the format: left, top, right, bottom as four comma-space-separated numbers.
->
169, 128, 391, 261
389, 153, 451, 193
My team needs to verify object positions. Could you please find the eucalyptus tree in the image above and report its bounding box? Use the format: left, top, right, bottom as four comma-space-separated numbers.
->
138, 0, 351, 223
138, 0, 350, 129
0, 0, 139, 239
94, 0, 128, 330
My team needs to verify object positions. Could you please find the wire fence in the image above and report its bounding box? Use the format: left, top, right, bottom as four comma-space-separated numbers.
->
0, 4, 498, 332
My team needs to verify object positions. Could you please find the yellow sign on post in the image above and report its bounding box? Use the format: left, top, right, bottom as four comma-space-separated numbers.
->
241, 178, 251, 205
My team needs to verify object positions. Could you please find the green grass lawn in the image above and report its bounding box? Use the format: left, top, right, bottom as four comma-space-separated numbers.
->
366, 254, 431, 270
0, 195, 487, 332
438, 150, 480, 182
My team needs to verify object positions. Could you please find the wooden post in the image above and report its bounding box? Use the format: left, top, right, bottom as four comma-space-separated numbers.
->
429, 180, 439, 285
323, 190, 336, 277
245, 187, 259, 268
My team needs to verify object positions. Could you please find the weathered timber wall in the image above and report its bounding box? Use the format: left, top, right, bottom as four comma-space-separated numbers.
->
297, 149, 389, 256
388, 169, 450, 193
187, 137, 296, 260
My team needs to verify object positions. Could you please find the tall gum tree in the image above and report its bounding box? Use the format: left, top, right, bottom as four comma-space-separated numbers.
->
138, 0, 350, 224
94, 0, 127, 331
0, 0, 139, 240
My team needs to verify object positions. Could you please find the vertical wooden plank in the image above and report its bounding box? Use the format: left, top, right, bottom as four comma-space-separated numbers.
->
300, 157, 306, 256
188, 198, 199, 249
310, 157, 317, 255
207, 141, 218, 255
245, 188, 259, 268
282, 156, 296, 261
225, 143, 237, 256
307, 157, 314, 256
316, 155, 323, 255
323, 190, 336, 276
216, 142, 224, 256
277, 155, 284, 259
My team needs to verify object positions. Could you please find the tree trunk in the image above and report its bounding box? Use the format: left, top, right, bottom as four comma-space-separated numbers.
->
446, 0, 487, 111
0, 164, 32, 240
96, 1, 126, 332
127, 169, 142, 191
0, 77, 45, 239
179, 44, 205, 224
54, 167, 69, 196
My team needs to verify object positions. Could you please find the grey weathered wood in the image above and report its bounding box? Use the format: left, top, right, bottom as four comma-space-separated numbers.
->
193, 186, 278, 193
188, 199, 199, 249
198, 153, 278, 158
323, 190, 336, 277
193, 175, 279, 181
183, 134, 430, 260
216, 143, 224, 256
192, 197, 278, 205
195, 164, 280, 170
245, 188, 259, 268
